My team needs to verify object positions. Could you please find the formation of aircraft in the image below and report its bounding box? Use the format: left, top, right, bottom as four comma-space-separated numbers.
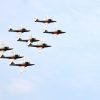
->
8, 28, 30, 33
0, 17, 65, 71
43, 29, 66, 35
0, 43, 34, 69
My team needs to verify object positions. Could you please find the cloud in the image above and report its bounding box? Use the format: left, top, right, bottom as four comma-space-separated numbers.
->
8, 78, 33, 95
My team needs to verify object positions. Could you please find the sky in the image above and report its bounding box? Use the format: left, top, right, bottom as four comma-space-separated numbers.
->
0, 0, 100, 100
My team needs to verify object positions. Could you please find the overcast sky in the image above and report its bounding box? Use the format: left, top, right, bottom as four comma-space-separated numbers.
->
0, 0, 100, 100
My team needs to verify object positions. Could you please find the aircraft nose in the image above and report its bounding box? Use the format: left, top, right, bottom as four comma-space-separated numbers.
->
8, 48, 13, 50
31, 64, 35, 66
48, 45, 51, 47
20, 56, 24, 58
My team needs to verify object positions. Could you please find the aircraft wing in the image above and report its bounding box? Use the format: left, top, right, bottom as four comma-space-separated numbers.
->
20, 39, 28, 42
46, 32, 53, 34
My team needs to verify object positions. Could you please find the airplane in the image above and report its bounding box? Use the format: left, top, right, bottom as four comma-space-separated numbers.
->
10, 61, 35, 67
0, 46, 13, 57
0, 54, 24, 60
43, 30, 66, 35
35, 17, 56, 24
17, 37, 40, 44
8, 28, 30, 33
28, 43, 51, 49
0, 51, 24, 64
0, 46, 13, 51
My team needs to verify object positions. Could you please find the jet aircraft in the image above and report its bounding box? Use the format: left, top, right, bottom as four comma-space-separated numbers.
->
17, 37, 40, 44
0, 46, 13, 51
0, 45, 13, 57
0, 51, 24, 64
10, 61, 35, 67
28, 43, 51, 49
0, 54, 24, 60
35, 17, 56, 28
8, 28, 30, 33
43, 30, 66, 35
35, 18, 56, 24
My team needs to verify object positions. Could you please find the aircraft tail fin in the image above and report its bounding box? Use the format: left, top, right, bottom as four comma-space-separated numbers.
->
0, 55, 5, 58
9, 59, 15, 64
17, 38, 22, 41
8, 28, 13, 32
35, 18, 39, 22
9, 61, 15, 66
44, 30, 48, 33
